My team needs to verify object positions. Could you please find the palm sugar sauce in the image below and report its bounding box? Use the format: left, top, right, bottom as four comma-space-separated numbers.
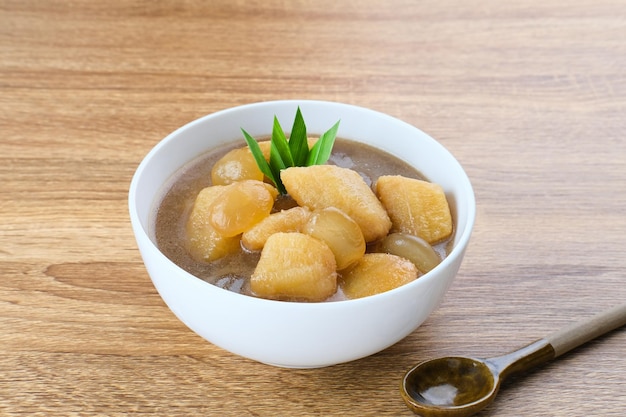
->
154, 138, 452, 301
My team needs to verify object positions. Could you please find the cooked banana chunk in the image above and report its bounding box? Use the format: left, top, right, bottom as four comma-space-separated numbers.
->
185, 185, 241, 262
211, 141, 272, 185
302, 207, 365, 270
211, 147, 263, 185
339, 253, 418, 299
375, 232, 441, 274
375, 175, 452, 244
281, 165, 391, 242
251, 232, 337, 301
241, 206, 312, 251
209, 180, 278, 237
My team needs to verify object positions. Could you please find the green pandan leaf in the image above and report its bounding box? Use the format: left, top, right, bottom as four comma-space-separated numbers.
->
288, 107, 309, 166
269, 116, 293, 170
306, 120, 340, 166
241, 108, 340, 195
241, 128, 283, 193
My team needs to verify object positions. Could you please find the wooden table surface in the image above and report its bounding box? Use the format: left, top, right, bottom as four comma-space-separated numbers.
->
2, 1, 625, 416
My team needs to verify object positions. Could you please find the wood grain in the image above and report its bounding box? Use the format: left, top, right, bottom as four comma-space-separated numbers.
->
1, 1, 625, 416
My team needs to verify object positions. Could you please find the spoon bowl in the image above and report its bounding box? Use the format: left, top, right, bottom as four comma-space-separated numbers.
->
401, 303, 626, 416
402, 357, 498, 417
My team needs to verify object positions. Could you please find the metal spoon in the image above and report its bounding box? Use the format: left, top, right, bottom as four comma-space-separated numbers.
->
401, 302, 626, 417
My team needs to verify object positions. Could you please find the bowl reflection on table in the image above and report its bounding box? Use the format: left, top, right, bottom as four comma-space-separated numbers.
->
128, 100, 476, 368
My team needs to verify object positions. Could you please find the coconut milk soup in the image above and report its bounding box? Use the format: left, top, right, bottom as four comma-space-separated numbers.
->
154, 138, 450, 300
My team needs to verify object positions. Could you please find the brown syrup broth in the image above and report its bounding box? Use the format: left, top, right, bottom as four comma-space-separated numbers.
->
154, 138, 449, 300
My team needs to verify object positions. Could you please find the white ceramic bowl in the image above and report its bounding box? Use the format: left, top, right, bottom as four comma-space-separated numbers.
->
129, 100, 475, 368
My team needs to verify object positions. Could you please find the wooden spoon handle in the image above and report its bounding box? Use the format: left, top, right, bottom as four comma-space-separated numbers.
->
545, 303, 626, 358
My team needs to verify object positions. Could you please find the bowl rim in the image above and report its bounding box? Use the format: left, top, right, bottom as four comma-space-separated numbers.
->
128, 99, 476, 308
